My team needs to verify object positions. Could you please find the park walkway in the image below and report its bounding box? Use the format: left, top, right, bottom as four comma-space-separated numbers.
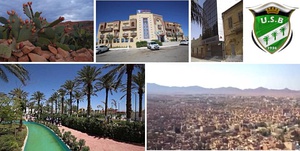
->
58, 126, 144, 151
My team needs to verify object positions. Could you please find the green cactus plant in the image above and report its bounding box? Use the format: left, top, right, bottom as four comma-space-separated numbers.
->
0, 1, 68, 58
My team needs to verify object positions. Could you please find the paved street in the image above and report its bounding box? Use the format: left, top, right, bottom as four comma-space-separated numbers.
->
96, 45, 188, 62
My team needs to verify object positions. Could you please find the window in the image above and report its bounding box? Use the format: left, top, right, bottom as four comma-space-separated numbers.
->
143, 18, 150, 39
238, 11, 243, 23
125, 38, 129, 42
228, 17, 233, 29
130, 38, 133, 42
131, 22, 134, 27
121, 38, 124, 43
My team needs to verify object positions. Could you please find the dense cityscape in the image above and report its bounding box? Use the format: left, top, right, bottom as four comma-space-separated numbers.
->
148, 94, 300, 150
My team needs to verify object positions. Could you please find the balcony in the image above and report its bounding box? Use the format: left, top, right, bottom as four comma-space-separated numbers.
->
131, 32, 137, 37
99, 28, 113, 32
122, 26, 136, 30
100, 35, 105, 39
165, 26, 175, 31
123, 33, 129, 37
114, 33, 119, 38
166, 32, 173, 37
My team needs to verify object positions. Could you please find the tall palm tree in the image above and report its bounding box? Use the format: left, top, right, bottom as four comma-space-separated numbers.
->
132, 67, 145, 121
95, 74, 116, 117
51, 92, 59, 114
74, 90, 84, 115
9, 88, 28, 129
58, 88, 66, 115
47, 96, 55, 114
76, 65, 101, 117
31, 91, 45, 119
62, 80, 78, 116
104, 64, 144, 121
191, 0, 205, 26
0, 64, 30, 86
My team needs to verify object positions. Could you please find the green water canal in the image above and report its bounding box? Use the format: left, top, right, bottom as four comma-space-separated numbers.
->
24, 122, 70, 151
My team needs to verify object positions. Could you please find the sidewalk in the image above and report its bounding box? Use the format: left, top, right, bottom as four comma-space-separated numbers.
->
58, 126, 144, 151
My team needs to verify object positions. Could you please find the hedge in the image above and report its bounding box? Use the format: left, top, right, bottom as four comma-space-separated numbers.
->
62, 117, 145, 144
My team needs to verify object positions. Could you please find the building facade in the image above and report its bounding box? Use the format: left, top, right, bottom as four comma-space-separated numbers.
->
201, 0, 241, 57
98, 10, 184, 48
222, 0, 243, 57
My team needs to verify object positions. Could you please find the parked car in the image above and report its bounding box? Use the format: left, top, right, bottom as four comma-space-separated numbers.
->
180, 40, 189, 45
147, 41, 160, 50
96, 45, 109, 54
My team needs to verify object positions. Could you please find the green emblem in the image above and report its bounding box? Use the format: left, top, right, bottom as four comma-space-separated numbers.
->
249, 3, 297, 54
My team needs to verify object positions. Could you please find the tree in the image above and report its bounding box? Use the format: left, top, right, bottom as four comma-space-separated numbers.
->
263, 36, 269, 45
58, 88, 67, 115
9, 88, 28, 129
272, 31, 277, 40
132, 66, 145, 121
0, 64, 30, 86
106, 34, 114, 48
51, 92, 59, 114
74, 90, 84, 115
76, 65, 101, 117
95, 74, 117, 118
104, 64, 144, 121
31, 91, 45, 119
191, 0, 206, 27
280, 26, 286, 36
62, 80, 78, 116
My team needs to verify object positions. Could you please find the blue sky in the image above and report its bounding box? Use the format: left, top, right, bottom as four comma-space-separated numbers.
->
0, 64, 144, 112
147, 64, 300, 90
96, 1, 188, 39
0, 0, 93, 22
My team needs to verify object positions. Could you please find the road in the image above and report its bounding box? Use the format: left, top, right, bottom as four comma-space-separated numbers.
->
96, 45, 188, 62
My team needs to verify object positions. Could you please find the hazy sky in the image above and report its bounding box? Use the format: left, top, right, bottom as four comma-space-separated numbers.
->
147, 64, 300, 90
0, 0, 93, 22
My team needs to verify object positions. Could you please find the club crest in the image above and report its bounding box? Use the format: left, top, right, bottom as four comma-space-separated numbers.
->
248, 3, 297, 54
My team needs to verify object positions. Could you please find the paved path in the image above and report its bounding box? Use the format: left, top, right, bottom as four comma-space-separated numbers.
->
58, 126, 144, 151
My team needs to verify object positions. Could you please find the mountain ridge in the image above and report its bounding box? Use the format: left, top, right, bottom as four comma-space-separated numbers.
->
147, 83, 300, 97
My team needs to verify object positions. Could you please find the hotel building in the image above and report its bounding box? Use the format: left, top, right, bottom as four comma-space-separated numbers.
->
97, 10, 185, 48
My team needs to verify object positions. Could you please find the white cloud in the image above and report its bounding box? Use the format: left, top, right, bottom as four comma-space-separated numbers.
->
0, 0, 93, 22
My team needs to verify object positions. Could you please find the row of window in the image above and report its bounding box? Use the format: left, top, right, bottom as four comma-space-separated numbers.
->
99, 38, 134, 44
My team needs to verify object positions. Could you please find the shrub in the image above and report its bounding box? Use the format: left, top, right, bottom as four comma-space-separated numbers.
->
61, 117, 145, 144
136, 41, 147, 48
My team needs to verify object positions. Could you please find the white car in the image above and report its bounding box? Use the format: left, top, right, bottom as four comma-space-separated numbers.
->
96, 45, 109, 54
180, 40, 189, 45
147, 41, 160, 50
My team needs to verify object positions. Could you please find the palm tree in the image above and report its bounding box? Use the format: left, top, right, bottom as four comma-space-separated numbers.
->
28, 101, 35, 114
191, 0, 205, 26
106, 34, 114, 48
47, 96, 55, 114
280, 26, 286, 36
95, 74, 116, 117
76, 65, 101, 117
51, 92, 59, 114
132, 67, 145, 121
272, 31, 277, 40
104, 64, 144, 121
263, 36, 269, 45
74, 90, 84, 115
31, 91, 45, 119
9, 88, 28, 129
58, 88, 66, 115
62, 80, 78, 116
0, 64, 30, 86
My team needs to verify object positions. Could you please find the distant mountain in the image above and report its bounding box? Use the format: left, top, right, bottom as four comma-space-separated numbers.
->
147, 83, 300, 97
